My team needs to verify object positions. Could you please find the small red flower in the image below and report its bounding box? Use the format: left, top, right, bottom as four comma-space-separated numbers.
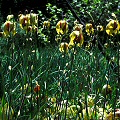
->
34, 84, 40, 93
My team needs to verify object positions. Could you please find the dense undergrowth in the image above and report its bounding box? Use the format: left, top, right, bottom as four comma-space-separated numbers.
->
0, 0, 120, 119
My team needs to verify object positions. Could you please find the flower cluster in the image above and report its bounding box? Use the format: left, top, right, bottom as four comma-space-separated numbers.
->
56, 20, 68, 34
0, 11, 39, 38
56, 20, 84, 53
0, 12, 119, 47
18, 11, 38, 33
69, 23, 84, 48
1, 14, 17, 37
55, 13, 120, 54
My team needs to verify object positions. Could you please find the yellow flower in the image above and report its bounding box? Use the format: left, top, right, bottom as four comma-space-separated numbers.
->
97, 25, 104, 31
18, 14, 30, 31
51, 97, 56, 103
73, 24, 83, 32
3, 21, 16, 37
86, 23, 94, 36
18, 13, 38, 33
30, 13, 38, 26
59, 42, 69, 53
43, 20, 50, 29
56, 20, 68, 34
69, 31, 84, 47
7, 14, 14, 21
106, 19, 119, 36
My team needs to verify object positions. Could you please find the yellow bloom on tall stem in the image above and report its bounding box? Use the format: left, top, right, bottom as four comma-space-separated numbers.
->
69, 31, 84, 47
18, 12, 38, 33
86, 23, 94, 36
56, 20, 68, 34
106, 20, 119, 36
18, 14, 30, 30
59, 42, 69, 53
3, 21, 16, 37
